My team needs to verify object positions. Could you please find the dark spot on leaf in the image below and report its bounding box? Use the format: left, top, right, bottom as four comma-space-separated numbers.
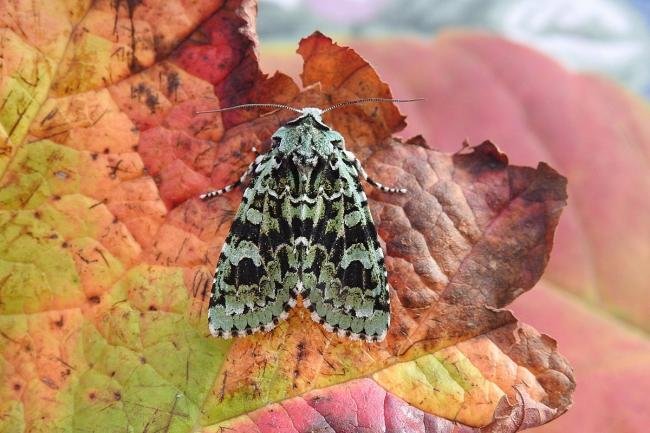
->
133, 82, 147, 97
153, 34, 165, 55
166, 71, 180, 97
139, 356, 146, 364
129, 58, 145, 74
145, 92, 159, 113
113, 391, 121, 401
87, 295, 100, 304
148, 305, 157, 311
91, 153, 98, 160
61, 241, 69, 248
13, 383, 21, 391
88, 392, 96, 400
296, 341, 306, 362
53, 316, 64, 328
103, 148, 110, 154
310, 396, 324, 404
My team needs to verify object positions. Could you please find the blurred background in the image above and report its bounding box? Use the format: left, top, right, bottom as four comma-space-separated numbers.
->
257, 1, 650, 433
258, 0, 650, 97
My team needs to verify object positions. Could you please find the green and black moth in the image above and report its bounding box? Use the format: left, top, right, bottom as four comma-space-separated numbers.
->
197, 98, 422, 342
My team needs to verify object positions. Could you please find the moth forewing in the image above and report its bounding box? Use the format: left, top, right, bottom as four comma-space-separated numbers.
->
200, 101, 415, 342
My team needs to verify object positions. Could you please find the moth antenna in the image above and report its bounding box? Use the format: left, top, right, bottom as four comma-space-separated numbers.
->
194, 103, 302, 115
322, 97, 424, 113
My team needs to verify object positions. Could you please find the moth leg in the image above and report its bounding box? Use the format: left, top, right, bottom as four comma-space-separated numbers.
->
343, 150, 407, 194
365, 176, 408, 194
200, 158, 257, 201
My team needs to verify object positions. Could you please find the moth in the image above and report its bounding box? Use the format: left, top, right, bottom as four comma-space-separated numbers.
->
197, 98, 421, 342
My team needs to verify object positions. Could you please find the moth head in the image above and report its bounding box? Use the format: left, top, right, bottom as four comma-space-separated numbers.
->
299, 107, 324, 119
285, 107, 330, 130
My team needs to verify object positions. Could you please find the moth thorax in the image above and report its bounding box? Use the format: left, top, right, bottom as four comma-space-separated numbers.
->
301, 107, 323, 118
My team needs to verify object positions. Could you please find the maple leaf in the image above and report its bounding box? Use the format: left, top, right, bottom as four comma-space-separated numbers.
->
0, 2, 573, 432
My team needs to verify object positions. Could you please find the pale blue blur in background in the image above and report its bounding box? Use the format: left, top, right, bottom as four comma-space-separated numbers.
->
258, 0, 650, 98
